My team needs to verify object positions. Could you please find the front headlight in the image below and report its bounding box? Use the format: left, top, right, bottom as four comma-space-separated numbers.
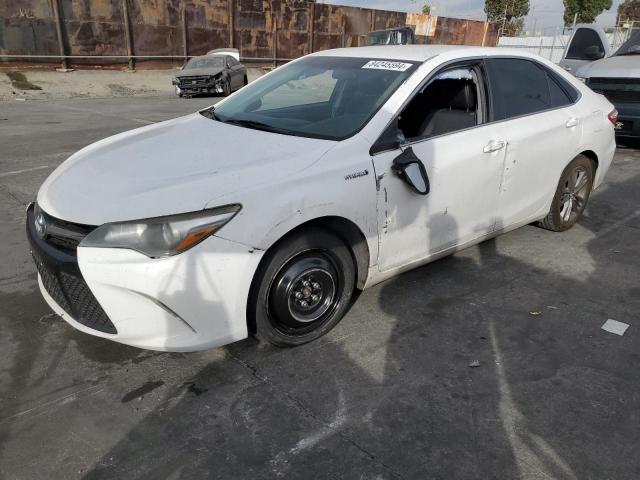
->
80, 205, 241, 258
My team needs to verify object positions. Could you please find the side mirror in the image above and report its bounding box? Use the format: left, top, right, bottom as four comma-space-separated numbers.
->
584, 45, 605, 60
391, 147, 430, 195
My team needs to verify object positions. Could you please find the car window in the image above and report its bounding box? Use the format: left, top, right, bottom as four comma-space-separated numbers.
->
615, 30, 640, 56
227, 56, 239, 66
486, 58, 555, 120
185, 57, 224, 69
547, 74, 573, 107
397, 66, 480, 142
566, 28, 605, 60
209, 56, 419, 141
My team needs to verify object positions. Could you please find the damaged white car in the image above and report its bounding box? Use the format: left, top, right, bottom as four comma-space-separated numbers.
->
28, 45, 616, 351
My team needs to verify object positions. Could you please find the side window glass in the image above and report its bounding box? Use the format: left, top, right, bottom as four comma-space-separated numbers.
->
397, 67, 480, 141
486, 58, 551, 120
566, 28, 605, 60
548, 75, 572, 107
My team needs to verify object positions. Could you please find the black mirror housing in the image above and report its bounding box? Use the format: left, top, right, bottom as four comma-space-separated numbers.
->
391, 147, 430, 195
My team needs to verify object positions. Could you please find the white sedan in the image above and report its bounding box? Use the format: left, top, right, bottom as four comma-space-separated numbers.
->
28, 45, 617, 351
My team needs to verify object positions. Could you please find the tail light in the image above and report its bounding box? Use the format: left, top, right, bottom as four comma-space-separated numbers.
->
608, 109, 619, 126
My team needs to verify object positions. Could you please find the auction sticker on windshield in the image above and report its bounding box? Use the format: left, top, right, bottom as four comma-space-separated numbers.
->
362, 60, 413, 71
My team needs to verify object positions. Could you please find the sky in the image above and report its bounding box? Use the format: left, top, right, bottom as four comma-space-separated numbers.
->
321, 0, 625, 34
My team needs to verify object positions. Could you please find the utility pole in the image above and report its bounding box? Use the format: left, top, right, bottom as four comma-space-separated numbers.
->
501, 0, 508, 37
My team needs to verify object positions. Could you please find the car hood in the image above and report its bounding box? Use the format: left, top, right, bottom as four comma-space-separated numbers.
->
175, 67, 225, 78
576, 55, 640, 79
37, 113, 336, 225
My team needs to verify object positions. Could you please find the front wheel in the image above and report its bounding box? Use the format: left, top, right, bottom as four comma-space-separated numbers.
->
539, 155, 594, 232
249, 228, 356, 347
221, 78, 231, 97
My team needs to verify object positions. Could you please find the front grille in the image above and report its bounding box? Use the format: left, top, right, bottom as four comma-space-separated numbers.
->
37, 206, 96, 254
588, 77, 640, 104
32, 251, 116, 334
177, 75, 212, 88
28, 204, 116, 335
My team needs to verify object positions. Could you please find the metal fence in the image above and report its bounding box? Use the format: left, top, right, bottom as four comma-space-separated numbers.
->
0, 1, 498, 69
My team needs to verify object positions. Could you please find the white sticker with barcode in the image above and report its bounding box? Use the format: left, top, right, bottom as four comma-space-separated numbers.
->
362, 60, 413, 72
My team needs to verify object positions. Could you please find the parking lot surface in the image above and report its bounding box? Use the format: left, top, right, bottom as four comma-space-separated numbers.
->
1, 96, 639, 480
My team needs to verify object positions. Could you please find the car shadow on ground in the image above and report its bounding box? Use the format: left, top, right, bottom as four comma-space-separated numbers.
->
72, 171, 640, 479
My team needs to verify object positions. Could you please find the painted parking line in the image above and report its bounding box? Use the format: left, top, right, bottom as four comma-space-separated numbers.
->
0, 165, 50, 178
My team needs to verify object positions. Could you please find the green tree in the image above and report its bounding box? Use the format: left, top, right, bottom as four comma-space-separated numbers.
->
484, 0, 530, 36
422, 3, 431, 15
563, 0, 613, 26
618, 0, 640, 21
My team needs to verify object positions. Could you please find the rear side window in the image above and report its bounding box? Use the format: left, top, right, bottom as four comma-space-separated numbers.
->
566, 28, 605, 60
549, 78, 572, 107
486, 58, 550, 120
486, 58, 576, 121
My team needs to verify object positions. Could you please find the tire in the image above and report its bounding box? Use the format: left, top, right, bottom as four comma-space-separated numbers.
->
248, 228, 356, 347
222, 78, 231, 97
243, 75, 248, 86
539, 155, 594, 232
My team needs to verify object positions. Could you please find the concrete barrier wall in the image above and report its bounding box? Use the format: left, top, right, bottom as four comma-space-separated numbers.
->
0, 0, 498, 66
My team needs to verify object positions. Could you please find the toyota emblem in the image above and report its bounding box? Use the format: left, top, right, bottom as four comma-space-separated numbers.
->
35, 212, 46, 238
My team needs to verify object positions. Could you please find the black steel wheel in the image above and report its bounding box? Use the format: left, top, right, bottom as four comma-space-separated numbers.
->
539, 155, 594, 232
249, 228, 356, 347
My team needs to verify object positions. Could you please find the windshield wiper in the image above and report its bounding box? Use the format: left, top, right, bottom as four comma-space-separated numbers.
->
223, 118, 296, 135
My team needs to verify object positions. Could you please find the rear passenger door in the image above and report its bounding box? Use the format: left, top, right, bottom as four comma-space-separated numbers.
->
485, 58, 582, 228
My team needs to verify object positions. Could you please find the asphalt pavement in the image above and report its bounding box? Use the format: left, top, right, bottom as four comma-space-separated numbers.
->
1, 95, 639, 480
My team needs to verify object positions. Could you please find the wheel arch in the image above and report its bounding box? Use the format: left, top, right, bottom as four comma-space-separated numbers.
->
579, 150, 599, 173
246, 216, 371, 334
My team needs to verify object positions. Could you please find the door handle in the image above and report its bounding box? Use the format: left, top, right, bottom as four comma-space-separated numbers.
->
566, 118, 579, 128
483, 140, 506, 153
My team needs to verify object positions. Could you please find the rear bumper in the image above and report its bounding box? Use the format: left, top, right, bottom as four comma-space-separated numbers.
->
614, 104, 640, 138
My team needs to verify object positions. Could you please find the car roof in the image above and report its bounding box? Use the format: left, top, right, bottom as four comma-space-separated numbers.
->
311, 45, 544, 63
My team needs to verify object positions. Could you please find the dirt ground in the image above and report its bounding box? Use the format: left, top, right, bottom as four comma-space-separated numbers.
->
0, 68, 266, 101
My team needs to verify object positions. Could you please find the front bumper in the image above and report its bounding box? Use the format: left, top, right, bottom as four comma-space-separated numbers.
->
28, 206, 264, 351
173, 78, 224, 95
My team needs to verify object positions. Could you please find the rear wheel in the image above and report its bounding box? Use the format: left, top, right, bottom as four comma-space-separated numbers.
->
539, 155, 594, 232
249, 228, 356, 347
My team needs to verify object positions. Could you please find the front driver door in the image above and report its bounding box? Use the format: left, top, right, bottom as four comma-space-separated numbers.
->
373, 64, 506, 272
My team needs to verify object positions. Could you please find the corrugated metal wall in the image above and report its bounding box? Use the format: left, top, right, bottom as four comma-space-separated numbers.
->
0, 0, 498, 65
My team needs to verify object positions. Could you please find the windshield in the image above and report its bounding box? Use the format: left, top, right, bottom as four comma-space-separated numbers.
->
615, 30, 640, 55
206, 56, 418, 140
185, 57, 224, 69
368, 31, 393, 45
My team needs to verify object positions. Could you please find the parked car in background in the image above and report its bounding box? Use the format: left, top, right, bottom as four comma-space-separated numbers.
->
559, 24, 611, 74
29, 46, 616, 352
367, 27, 415, 45
173, 49, 247, 97
560, 25, 640, 138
